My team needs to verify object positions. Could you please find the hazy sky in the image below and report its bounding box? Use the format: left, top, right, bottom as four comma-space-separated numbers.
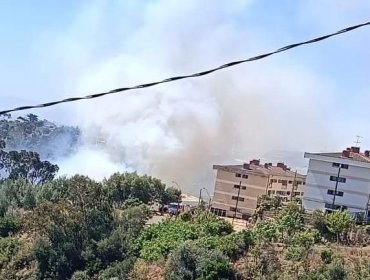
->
0, 1, 369, 191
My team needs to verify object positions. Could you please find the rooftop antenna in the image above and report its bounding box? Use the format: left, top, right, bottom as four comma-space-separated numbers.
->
354, 135, 363, 147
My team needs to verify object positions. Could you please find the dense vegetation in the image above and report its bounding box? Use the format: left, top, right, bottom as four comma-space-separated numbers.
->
0, 114, 80, 160
0, 171, 370, 279
1, 115, 370, 279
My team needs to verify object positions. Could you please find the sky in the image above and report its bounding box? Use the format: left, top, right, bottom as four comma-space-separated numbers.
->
0, 1, 369, 193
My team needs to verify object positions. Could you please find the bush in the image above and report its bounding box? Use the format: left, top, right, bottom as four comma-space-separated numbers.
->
0, 215, 21, 237
98, 257, 136, 280
164, 242, 235, 280
137, 212, 233, 261
321, 249, 334, 264
0, 237, 22, 268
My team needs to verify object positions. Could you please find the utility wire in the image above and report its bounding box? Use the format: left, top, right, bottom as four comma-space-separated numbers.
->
1, 20, 369, 115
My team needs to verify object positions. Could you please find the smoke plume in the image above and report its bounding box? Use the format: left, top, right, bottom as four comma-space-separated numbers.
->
36, 0, 361, 193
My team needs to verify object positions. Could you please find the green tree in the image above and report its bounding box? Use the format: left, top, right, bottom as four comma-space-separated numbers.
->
284, 230, 318, 275
164, 241, 235, 280
0, 144, 59, 184
253, 220, 278, 244
161, 187, 182, 205
103, 172, 166, 207
0, 114, 80, 160
326, 210, 353, 243
276, 202, 304, 242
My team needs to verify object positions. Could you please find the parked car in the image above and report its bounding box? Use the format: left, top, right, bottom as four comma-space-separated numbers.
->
168, 202, 181, 216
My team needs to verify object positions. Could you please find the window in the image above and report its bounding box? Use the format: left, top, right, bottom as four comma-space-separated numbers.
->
294, 191, 301, 196
232, 196, 244, 202
276, 191, 287, 196
235, 173, 241, 178
301, 192, 304, 196
330, 176, 346, 183
234, 185, 246, 190
270, 179, 277, 183
230, 207, 241, 213
242, 174, 248, 179
327, 190, 344, 196
278, 179, 282, 183
324, 203, 347, 210
288, 180, 293, 184
281, 180, 287, 186
303, 182, 306, 185
297, 181, 302, 185
211, 207, 226, 217
332, 162, 349, 169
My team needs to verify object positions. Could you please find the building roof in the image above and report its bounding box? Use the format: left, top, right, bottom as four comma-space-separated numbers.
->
306, 150, 370, 164
213, 163, 306, 179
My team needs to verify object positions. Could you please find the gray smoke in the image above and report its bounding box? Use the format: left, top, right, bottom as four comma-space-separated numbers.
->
36, 0, 351, 194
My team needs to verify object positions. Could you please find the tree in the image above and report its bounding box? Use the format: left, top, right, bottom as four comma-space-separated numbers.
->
284, 230, 318, 275
161, 187, 182, 205
276, 202, 304, 242
164, 241, 235, 280
103, 172, 166, 207
253, 220, 278, 244
326, 210, 353, 243
0, 143, 59, 184
312, 210, 333, 239
0, 114, 80, 160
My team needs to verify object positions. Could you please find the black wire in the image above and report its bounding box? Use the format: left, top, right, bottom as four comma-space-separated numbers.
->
1, 20, 369, 115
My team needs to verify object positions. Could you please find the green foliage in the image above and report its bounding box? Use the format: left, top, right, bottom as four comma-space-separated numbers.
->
284, 230, 316, 263
257, 195, 282, 211
299, 260, 347, 280
97, 257, 136, 280
164, 242, 235, 280
253, 220, 278, 243
0, 214, 21, 237
0, 179, 37, 215
321, 249, 334, 264
193, 230, 253, 261
0, 148, 59, 184
103, 172, 167, 207
326, 210, 353, 243
137, 212, 233, 261
161, 187, 182, 205
0, 114, 80, 160
70, 270, 91, 280
312, 210, 332, 237
276, 202, 304, 241
0, 237, 22, 268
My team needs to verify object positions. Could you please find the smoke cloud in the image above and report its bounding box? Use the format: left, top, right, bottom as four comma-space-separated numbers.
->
30, 0, 369, 193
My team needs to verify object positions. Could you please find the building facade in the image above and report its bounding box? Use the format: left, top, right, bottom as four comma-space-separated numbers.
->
302, 147, 370, 218
211, 160, 305, 218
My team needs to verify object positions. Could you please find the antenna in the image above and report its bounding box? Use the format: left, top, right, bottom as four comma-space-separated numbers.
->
354, 135, 363, 147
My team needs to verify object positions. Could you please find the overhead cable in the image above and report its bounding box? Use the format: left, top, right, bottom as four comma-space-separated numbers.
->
0, 20, 369, 115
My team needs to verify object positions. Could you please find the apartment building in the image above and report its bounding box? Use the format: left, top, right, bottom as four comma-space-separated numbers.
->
303, 147, 370, 218
211, 159, 306, 218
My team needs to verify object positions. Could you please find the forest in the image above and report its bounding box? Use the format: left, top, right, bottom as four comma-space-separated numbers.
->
1, 115, 370, 279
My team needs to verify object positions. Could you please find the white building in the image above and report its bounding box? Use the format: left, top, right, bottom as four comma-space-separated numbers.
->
303, 147, 370, 218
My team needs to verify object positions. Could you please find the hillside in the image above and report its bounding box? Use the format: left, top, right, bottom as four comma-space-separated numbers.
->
0, 114, 80, 160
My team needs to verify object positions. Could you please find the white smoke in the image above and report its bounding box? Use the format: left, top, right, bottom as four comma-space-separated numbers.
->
32, 0, 369, 193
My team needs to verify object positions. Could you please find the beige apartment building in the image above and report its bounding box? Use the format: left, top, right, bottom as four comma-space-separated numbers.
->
211, 159, 306, 218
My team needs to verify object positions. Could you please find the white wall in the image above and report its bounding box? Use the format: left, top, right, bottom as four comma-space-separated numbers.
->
303, 157, 370, 212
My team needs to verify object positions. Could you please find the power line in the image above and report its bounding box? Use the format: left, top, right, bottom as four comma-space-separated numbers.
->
1, 20, 369, 115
